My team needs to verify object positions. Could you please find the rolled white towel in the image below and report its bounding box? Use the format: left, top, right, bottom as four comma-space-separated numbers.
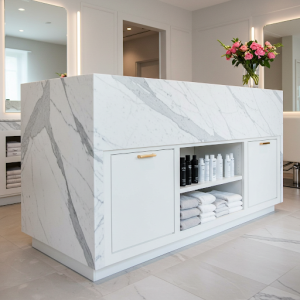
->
7, 179, 21, 184
198, 203, 216, 213
226, 200, 243, 208
185, 191, 216, 205
201, 216, 216, 224
213, 199, 226, 208
7, 142, 21, 148
180, 195, 198, 210
215, 210, 229, 218
7, 169, 21, 176
215, 203, 226, 210
7, 152, 21, 157
215, 206, 229, 213
229, 206, 243, 214
7, 147, 21, 152
7, 175, 21, 180
200, 211, 215, 219
180, 208, 200, 220
6, 183, 21, 189
180, 216, 200, 230
209, 190, 242, 203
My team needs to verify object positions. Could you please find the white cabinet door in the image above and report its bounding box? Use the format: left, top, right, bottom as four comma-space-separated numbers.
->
111, 149, 175, 253
248, 140, 277, 207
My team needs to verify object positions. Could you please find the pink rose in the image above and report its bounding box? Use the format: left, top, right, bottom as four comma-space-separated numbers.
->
230, 47, 237, 54
245, 52, 253, 60
250, 42, 263, 50
226, 50, 231, 55
226, 56, 231, 60
233, 41, 240, 48
265, 41, 271, 46
240, 45, 248, 52
255, 48, 265, 57
267, 52, 276, 59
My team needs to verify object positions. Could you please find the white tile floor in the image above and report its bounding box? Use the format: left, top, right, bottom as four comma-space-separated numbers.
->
0, 187, 300, 299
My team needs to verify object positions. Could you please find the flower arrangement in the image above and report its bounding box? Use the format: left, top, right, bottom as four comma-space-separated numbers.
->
218, 38, 283, 86
56, 72, 67, 78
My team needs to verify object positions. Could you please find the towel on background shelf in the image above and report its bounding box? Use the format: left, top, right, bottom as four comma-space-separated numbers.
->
213, 199, 226, 208
215, 203, 226, 210
180, 208, 200, 220
185, 191, 216, 205
7, 152, 21, 157
215, 210, 229, 218
209, 190, 242, 203
7, 147, 21, 152
199, 211, 215, 219
180, 216, 200, 230
6, 170, 21, 176
7, 142, 21, 148
229, 206, 243, 214
201, 216, 216, 224
6, 183, 21, 189
7, 175, 21, 180
198, 203, 216, 213
215, 206, 229, 213
226, 200, 243, 209
180, 195, 198, 210
7, 179, 21, 184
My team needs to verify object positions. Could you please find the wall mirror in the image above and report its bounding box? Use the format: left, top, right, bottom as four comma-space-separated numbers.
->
4, 0, 67, 113
264, 19, 300, 111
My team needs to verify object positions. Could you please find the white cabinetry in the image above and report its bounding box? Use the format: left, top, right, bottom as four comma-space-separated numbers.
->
248, 139, 278, 207
111, 149, 175, 252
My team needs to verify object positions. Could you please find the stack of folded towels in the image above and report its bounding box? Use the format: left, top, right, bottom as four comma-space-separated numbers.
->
185, 191, 216, 225
6, 166, 21, 189
6, 141, 21, 157
180, 195, 200, 230
209, 190, 243, 216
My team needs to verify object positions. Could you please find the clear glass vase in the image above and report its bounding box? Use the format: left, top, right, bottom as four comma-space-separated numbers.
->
243, 65, 259, 88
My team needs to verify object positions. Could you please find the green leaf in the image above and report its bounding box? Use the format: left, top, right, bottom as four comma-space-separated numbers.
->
232, 59, 237, 65
265, 60, 270, 68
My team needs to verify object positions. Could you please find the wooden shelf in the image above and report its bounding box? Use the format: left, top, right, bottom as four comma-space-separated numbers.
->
180, 175, 242, 194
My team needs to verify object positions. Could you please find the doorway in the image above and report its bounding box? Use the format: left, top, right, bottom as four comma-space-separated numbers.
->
123, 21, 161, 79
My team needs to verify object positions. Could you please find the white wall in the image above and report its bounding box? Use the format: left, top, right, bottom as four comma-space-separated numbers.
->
192, 0, 300, 89
123, 33, 159, 77
0, 0, 193, 119
282, 36, 293, 111
5, 36, 67, 84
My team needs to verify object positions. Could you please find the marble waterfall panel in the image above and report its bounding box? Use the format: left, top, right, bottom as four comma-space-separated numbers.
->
0, 120, 21, 131
21, 75, 101, 269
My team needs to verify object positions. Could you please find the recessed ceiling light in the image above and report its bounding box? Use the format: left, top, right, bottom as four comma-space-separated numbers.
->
127, 27, 132, 31
19, 29, 24, 32
18, 8, 25, 11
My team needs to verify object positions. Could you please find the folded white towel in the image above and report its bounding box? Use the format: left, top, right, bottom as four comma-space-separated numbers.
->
180, 216, 200, 230
7, 179, 21, 184
215, 206, 229, 213
7, 147, 21, 152
215, 203, 226, 210
214, 199, 226, 208
6, 183, 21, 189
198, 203, 216, 213
7, 169, 21, 176
7, 142, 21, 148
180, 195, 198, 210
226, 200, 243, 208
209, 190, 242, 203
185, 191, 216, 205
229, 206, 243, 214
200, 211, 215, 219
201, 216, 216, 224
7, 175, 21, 180
215, 210, 229, 218
180, 208, 200, 220
7, 152, 21, 157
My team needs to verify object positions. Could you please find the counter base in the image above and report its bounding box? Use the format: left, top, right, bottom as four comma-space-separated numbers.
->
33, 206, 275, 282
0, 194, 20, 206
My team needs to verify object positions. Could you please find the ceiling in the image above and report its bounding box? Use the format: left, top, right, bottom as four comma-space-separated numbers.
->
5, 0, 67, 45
157, 0, 232, 11
264, 18, 300, 39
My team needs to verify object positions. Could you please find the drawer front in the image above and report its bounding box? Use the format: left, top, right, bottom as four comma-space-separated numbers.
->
248, 140, 277, 207
111, 149, 175, 253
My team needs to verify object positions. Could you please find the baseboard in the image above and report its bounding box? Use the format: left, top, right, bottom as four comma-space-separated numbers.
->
32, 206, 274, 282
0, 194, 21, 206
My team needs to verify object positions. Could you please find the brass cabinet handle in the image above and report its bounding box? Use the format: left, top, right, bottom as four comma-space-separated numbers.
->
260, 142, 270, 145
137, 153, 157, 159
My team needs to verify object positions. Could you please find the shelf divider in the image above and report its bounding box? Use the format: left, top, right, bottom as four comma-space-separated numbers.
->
180, 175, 242, 194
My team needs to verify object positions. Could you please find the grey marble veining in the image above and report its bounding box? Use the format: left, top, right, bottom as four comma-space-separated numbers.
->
0, 120, 21, 131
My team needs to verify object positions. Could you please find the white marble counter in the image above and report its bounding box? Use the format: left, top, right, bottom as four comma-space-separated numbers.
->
21, 74, 283, 280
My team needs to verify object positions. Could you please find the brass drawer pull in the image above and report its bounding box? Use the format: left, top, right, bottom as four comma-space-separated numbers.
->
137, 154, 157, 159
260, 142, 270, 145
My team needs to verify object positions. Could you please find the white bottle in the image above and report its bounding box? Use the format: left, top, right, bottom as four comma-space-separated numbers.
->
230, 153, 234, 177
204, 155, 210, 182
209, 155, 217, 181
216, 154, 223, 179
224, 154, 231, 178
198, 158, 205, 183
